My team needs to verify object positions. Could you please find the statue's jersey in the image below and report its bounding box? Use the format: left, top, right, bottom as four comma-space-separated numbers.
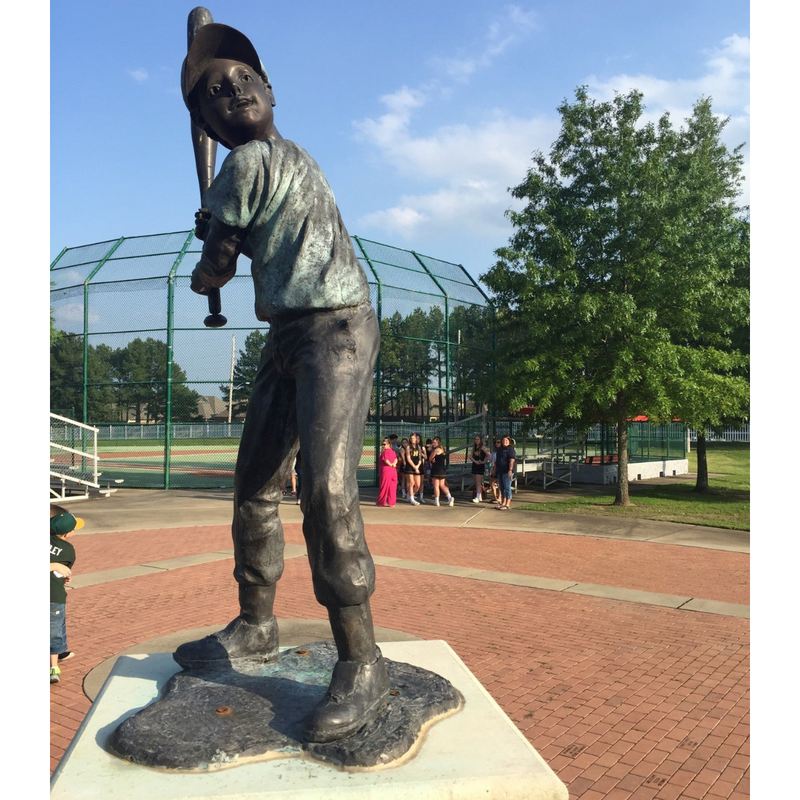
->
203, 139, 369, 320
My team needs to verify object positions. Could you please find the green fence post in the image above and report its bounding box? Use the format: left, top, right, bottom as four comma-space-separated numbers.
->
164, 231, 197, 490
354, 237, 382, 486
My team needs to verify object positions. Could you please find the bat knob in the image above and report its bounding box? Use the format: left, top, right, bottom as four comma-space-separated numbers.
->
204, 312, 228, 328
204, 287, 227, 327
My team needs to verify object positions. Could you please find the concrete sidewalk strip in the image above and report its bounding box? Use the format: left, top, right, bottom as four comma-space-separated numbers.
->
69, 544, 309, 590
468, 571, 578, 592
679, 597, 750, 619
564, 582, 692, 608
69, 565, 170, 589
68, 548, 749, 617
372, 555, 483, 578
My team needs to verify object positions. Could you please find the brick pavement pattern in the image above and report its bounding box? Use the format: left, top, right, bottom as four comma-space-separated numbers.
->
51, 523, 749, 799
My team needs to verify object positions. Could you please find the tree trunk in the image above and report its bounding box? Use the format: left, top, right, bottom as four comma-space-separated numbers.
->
694, 433, 709, 493
614, 410, 632, 506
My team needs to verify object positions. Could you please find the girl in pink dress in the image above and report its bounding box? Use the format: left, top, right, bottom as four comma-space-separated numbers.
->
376, 438, 398, 506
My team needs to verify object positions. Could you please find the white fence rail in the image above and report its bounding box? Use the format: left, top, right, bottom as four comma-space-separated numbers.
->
687, 426, 749, 443
50, 413, 101, 501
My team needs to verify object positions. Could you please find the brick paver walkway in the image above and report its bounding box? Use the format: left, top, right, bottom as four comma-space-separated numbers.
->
51, 520, 749, 799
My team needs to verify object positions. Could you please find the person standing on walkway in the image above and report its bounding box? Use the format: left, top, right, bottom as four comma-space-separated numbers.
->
376, 438, 398, 506
429, 436, 455, 506
489, 437, 502, 503
398, 437, 410, 500
495, 436, 517, 511
424, 438, 434, 494
469, 434, 490, 504
405, 433, 425, 505
50, 506, 84, 684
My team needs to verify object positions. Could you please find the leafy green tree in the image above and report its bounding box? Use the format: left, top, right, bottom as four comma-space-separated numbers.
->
671, 214, 750, 492
111, 337, 199, 423
219, 330, 270, 417
50, 283, 61, 347
51, 333, 117, 421
481, 88, 748, 505
450, 303, 493, 417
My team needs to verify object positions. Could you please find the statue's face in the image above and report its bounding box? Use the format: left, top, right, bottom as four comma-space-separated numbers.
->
198, 58, 275, 148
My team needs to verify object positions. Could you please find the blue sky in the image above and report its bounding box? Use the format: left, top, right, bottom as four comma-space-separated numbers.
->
50, 1, 750, 284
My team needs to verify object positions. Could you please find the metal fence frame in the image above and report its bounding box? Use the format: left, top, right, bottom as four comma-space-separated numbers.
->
51, 231, 495, 489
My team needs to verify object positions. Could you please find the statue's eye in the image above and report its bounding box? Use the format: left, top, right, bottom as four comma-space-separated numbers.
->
207, 85, 220, 97
241, 73, 252, 81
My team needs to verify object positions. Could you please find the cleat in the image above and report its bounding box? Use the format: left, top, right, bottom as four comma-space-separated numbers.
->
173, 615, 279, 670
303, 653, 389, 743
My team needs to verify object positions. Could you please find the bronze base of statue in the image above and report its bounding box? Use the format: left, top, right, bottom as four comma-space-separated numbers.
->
109, 640, 463, 771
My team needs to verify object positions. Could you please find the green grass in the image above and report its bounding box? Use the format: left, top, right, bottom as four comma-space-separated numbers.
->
518, 442, 750, 531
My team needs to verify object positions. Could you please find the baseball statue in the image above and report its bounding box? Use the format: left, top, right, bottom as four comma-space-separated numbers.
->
175, 7, 387, 743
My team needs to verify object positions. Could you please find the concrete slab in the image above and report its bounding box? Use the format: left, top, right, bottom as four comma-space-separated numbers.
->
68, 564, 167, 589
140, 552, 234, 571
468, 571, 578, 592
53, 640, 568, 800
565, 583, 692, 609
372, 556, 481, 578
679, 598, 750, 619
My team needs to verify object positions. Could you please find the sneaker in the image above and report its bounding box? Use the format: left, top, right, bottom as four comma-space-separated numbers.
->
434, 498, 440, 506
50, 667, 61, 684
472, 497, 481, 503
410, 498, 420, 506
58, 651, 75, 662
418, 495, 425, 504
448, 495, 455, 507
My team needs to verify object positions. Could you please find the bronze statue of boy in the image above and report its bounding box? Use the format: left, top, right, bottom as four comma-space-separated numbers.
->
176, 22, 388, 744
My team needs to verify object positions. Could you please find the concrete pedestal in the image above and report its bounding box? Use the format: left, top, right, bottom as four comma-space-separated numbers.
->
51, 640, 568, 800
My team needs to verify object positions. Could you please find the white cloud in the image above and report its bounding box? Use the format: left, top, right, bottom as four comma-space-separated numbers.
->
355, 32, 750, 247
128, 68, 149, 82
587, 35, 749, 114
54, 303, 99, 326
432, 5, 537, 82
586, 34, 750, 203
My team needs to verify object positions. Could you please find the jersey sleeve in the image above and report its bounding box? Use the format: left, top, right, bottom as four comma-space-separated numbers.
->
203, 141, 268, 230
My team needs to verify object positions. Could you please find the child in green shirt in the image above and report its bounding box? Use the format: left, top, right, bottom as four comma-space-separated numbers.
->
50, 506, 83, 684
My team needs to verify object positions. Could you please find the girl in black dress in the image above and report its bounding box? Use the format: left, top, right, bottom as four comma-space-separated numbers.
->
469, 434, 490, 503
405, 433, 425, 505
428, 436, 454, 506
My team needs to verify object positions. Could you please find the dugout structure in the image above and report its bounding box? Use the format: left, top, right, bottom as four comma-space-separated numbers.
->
50, 231, 494, 489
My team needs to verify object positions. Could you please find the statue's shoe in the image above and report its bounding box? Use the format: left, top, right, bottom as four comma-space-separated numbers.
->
303, 651, 390, 742
173, 615, 279, 669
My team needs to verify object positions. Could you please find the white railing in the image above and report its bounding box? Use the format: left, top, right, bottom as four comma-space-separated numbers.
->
688, 426, 749, 443
50, 413, 101, 497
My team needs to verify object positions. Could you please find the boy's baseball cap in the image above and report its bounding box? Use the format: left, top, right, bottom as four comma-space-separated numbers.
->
50, 512, 85, 536
181, 23, 269, 111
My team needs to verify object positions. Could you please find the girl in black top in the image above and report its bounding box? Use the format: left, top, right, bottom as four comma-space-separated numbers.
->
469, 434, 490, 503
405, 433, 424, 505
398, 438, 410, 500
428, 436, 454, 506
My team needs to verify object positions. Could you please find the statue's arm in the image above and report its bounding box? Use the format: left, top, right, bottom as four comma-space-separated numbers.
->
190, 215, 248, 294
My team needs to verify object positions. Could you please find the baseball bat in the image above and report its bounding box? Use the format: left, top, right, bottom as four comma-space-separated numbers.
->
187, 7, 227, 328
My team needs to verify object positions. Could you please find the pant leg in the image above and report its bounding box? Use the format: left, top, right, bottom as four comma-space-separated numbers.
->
232, 338, 299, 588
276, 304, 379, 608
